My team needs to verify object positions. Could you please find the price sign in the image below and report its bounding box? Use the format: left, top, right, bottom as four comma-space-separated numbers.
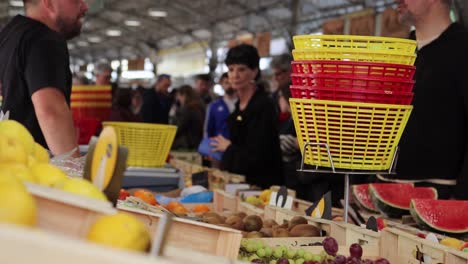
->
305, 191, 332, 220
269, 186, 294, 209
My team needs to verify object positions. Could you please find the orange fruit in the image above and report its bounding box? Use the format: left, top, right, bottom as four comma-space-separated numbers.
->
171, 205, 188, 215
133, 189, 158, 206
165, 201, 183, 212
192, 204, 210, 213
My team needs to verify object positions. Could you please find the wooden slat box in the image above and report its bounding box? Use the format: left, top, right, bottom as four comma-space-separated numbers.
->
118, 206, 242, 259
0, 223, 245, 264
381, 228, 468, 264
26, 183, 116, 238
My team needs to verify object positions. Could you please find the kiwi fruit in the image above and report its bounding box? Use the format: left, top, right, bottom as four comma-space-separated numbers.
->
235, 212, 247, 220
263, 219, 279, 228
204, 217, 223, 225
289, 224, 321, 237
272, 227, 289, 237
288, 216, 308, 230
243, 215, 263, 232
225, 215, 244, 230
260, 227, 273, 237
202, 212, 225, 224
246, 231, 264, 238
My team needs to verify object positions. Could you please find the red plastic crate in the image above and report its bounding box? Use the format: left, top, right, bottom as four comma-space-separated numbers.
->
71, 107, 111, 121
74, 118, 100, 145
289, 85, 413, 105
291, 60, 416, 81
291, 73, 415, 93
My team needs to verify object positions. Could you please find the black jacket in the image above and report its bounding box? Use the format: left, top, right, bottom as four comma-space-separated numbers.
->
222, 88, 283, 188
391, 23, 468, 199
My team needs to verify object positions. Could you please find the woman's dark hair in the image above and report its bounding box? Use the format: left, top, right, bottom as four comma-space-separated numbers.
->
225, 44, 260, 70
225, 44, 262, 81
176, 85, 199, 105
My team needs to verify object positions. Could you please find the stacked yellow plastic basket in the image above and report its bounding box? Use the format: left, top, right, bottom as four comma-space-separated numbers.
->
289, 35, 417, 171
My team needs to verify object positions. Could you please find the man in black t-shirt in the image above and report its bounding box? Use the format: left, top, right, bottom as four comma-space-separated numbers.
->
0, 0, 88, 156
380, 0, 468, 199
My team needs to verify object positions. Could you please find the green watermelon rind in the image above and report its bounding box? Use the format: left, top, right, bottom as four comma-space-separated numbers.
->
369, 185, 409, 218
352, 185, 379, 213
410, 200, 468, 235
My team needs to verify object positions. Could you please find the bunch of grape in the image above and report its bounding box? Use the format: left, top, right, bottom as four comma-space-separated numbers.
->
238, 239, 325, 264
238, 237, 391, 264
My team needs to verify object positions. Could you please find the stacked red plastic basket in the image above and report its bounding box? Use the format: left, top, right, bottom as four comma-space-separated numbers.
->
71, 85, 112, 144
289, 35, 417, 171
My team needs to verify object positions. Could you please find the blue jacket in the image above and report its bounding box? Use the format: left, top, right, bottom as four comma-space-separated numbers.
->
205, 98, 231, 138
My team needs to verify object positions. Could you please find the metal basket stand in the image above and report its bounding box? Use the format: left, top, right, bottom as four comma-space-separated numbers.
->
297, 142, 399, 223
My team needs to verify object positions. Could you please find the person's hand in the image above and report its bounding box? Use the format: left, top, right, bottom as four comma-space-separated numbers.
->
210, 135, 231, 152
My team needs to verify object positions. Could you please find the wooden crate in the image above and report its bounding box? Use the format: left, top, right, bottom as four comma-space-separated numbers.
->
381, 228, 468, 264
213, 189, 238, 212
264, 206, 380, 247
170, 151, 202, 165
118, 206, 242, 259
210, 170, 245, 190
236, 200, 264, 217
0, 223, 244, 264
26, 183, 116, 239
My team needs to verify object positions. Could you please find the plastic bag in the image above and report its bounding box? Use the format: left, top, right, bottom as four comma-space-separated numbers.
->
50, 147, 86, 178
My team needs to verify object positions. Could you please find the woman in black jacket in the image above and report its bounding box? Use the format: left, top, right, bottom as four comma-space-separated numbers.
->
211, 44, 283, 188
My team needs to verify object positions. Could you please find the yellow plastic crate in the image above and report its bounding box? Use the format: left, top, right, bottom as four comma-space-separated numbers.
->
293, 35, 417, 55
292, 49, 416, 65
290, 98, 413, 171
102, 122, 177, 167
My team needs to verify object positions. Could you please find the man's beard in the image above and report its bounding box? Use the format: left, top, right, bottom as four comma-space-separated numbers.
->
398, 12, 416, 26
56, 17, 82, 40
225, 88, 235, 96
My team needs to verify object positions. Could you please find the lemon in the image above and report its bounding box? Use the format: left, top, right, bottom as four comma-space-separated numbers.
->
0, 174, 37, 227
87, 212, 150, 252
0, 120, 35, 156
440, 237, 463, 250
33, 143, 50, 164
30, 163, 68, 188
0, 163, 35, 183
0, 136, 28, 165
60, 178, 107, 201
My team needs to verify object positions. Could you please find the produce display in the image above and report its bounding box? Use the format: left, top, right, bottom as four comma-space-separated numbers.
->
410, 199, 468, 235
197, 212, 320, 238
351, 184, 378, 213
238, 236, 390, 264
0, 120, 152, 253
368, 183, 437, 218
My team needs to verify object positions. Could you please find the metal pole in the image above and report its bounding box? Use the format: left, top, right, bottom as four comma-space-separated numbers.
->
150, 213, 173, 257
344, 173, 350, 224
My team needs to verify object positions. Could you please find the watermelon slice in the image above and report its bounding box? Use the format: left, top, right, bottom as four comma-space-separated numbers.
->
410, 199, 468, 235
369, 183, 437, 218
352, 184, 379, 213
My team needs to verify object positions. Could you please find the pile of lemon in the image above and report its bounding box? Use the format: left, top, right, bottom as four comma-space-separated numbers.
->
0, 120, 106, 226
0, 120, 151, 252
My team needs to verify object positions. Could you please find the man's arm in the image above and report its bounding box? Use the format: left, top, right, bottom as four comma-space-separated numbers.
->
32, 88, 78, 156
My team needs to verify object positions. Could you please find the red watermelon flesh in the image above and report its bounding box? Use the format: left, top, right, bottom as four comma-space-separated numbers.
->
410, 199, 468, 234
370, 183, 436, 210
352, 184, 378, 213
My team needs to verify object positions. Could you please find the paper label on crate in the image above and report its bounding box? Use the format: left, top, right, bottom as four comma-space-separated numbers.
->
305, 191, 332, 220
225, 184, 250, 194
269, 186, 293, 209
